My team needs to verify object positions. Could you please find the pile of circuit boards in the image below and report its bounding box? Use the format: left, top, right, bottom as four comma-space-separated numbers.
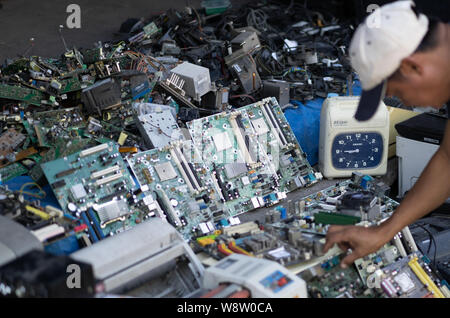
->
0, 1, 448, 299
192, 172, 450, 298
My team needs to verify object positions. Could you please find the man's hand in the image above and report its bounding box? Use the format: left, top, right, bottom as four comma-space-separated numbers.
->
323, 225, 389, 268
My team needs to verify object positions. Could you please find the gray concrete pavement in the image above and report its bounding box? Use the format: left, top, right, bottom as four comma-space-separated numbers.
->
0, 0, 243, 60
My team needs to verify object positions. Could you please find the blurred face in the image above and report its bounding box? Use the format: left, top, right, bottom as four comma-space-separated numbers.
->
386, 57, 449, 108
385, 24, 450, 109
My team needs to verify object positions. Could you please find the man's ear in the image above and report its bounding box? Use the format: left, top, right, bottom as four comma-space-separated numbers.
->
398, 56, 423, 79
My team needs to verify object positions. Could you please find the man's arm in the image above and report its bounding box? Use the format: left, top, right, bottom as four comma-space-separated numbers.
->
323, 120, 450, 267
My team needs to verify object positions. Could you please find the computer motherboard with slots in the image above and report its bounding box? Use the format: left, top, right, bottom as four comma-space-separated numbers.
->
187, 106, 286, 216
236, 97, 321, 192
127, 140, 230, 240
41, 142, 154, 240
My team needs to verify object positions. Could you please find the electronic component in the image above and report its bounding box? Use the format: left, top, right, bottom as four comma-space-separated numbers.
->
237, 97, 320, 192
187, 107, 282, 215
135, 106, 184, 149
0, 250, 95, 298
200, 85, 230, 111
202, 254, 307, 298
0, 129, 26, 165
170, 62, 211, 101
41, 142, 149, 238
265, 175, 398, 236
0, 215, 43, 267
71, 218, 204, 296
262, 80, 290, 106
301, 254, 381, 298
128, 140, 227, 239
373, 252, 447, 298
225, 53, 261, 94
319, 96, 390, 178
81, 78, 122, 115
0, 83, 45, 106
230, 31, 260, 54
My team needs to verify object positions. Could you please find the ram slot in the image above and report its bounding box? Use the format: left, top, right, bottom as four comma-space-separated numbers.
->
153, 200, 168, 221
80, 211, 99, 242
188, 162, 203, 188
169, 147, 194, 192
260, 103, 287, 147
169, 147, 198, 193
408, 256, 444, 298
175, 148, 203, 191
211, 166, 226, 202
95, 171, 123, 186
401, 226, 418, 253
229, 114, 254, 164
392, 233, 407, 257
174, 145, 202, 191
79, 143, 109, 157
156, 189, 182, 228
91, 165, 120, 179
265, 103, 288, 145
87, 208, 105, 240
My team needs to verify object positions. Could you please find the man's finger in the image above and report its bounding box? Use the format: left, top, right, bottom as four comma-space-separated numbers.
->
338, 242, 351, 251
340, 251, 361, 268
327, 225, 346, 234
323, 231, 343, 253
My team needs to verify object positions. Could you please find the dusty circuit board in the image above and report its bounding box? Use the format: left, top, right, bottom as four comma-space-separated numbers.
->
128, 139, 229, 239
0, 83, 46, 106
0, 128, 26, 165
30, 107, 86, 147
82, 117, 142, 148
187, 107, 285, 216
194, 220, 327, 268
300, 254, 382, 298
265, 173, 400, 236
237, 97, 321, 192
303, 250, 449, 298
373, 252, 449, 298
41, 142, 153, 239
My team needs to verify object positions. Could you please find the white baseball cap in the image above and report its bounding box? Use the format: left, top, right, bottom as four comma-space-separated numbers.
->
350, 0, 429, 121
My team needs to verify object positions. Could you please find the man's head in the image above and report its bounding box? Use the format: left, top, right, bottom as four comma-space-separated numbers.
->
350, 0, 450, 121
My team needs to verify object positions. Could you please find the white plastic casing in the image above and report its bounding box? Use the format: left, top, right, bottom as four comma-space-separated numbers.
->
319, 96, 389, 178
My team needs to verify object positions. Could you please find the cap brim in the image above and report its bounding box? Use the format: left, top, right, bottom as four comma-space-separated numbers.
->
354, 81, 386, 121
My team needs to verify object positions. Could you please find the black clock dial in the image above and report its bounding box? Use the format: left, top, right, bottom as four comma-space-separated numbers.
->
331, 132, 383, 169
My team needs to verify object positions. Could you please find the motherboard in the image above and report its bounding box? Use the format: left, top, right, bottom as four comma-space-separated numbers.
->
187, 103, 285, 216
128, 140, 229, 239
41, 142, 153, 239
236, 97, 321, 192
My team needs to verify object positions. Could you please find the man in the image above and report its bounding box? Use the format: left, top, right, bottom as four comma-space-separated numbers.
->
323, 0, 450, 268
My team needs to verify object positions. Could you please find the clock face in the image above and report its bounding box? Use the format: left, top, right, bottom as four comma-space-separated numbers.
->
331, 132, 383, 169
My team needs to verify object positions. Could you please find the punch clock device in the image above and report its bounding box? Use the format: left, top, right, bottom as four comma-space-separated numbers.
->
201, 254, 307, 298
319, 96, 389, 178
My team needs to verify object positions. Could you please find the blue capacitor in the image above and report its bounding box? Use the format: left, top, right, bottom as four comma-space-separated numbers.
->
279, 207, 287, 219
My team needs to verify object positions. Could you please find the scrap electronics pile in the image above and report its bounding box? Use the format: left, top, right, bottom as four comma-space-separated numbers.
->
0, 0, 448, 299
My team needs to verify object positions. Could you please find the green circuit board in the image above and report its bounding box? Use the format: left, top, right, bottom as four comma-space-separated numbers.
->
237, 97, 321, 192
301, 254, 382, 298
128, 140, 229, 239
0, 162, 28, 183
29, 137, 97, 183
267, 175, 400, 236
41, 142, 151, 239
187, 108, 284, 216
0, 83, 45, 106
81, 117, 142, 148
31, 107, 86, 147
58, 76, 83, 94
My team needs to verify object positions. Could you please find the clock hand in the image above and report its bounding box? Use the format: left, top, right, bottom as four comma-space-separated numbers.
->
344, 149, 360, 154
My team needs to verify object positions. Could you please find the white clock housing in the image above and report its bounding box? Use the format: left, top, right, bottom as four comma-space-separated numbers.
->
319, 96, 389, 178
